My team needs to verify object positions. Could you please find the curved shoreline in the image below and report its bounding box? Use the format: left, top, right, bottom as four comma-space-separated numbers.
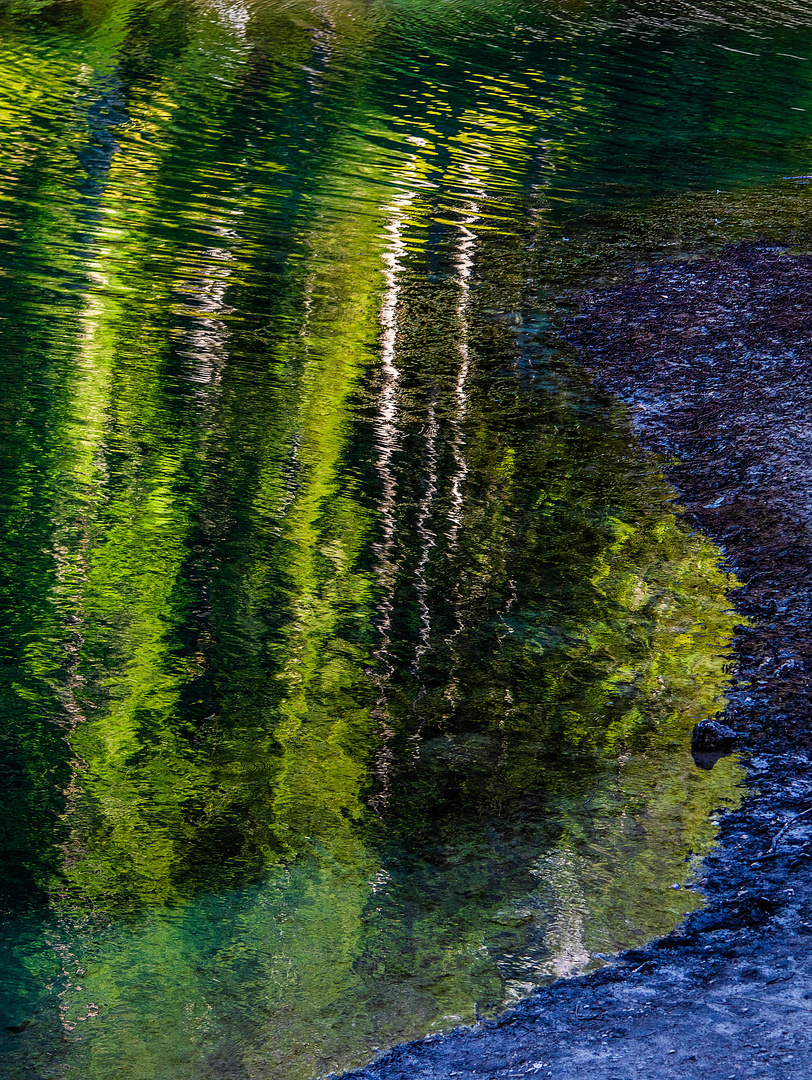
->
339, 243, 812, 1080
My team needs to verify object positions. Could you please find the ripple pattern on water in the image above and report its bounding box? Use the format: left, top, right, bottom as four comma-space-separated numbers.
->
4, 0, 811, 1075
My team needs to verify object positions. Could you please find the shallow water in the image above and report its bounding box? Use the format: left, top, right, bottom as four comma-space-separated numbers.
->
4, 0, 812, 1075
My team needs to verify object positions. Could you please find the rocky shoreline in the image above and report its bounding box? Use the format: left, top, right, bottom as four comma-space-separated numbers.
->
339, 244, 812, 1080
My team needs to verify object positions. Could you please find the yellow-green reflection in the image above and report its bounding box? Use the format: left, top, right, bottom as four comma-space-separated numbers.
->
6, 0, 807, 1075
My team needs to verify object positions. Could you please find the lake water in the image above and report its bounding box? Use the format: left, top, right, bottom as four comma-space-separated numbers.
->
5, 0, 812, 1075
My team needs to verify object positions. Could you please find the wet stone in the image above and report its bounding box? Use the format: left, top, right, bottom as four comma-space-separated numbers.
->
691, 720, 739, 754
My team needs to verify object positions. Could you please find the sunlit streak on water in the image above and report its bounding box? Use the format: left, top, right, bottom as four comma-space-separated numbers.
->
369, 185, 413, 812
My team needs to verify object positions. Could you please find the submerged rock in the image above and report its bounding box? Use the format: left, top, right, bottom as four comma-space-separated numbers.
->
691, 718, 739, 753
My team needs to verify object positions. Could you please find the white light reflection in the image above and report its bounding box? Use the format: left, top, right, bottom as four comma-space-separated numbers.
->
412, 399, 438, 673
369, 185, 415, 811
177, 225, 237, 395
447, 205, 477, 550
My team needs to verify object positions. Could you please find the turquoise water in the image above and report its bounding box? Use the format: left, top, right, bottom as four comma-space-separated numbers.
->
6, 0, 812, 1074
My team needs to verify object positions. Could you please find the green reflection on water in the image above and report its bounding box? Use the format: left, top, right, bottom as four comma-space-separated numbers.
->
5, 0, 810, 1073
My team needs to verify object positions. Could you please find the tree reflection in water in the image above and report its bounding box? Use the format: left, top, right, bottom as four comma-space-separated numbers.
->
0, 0, 776, 1076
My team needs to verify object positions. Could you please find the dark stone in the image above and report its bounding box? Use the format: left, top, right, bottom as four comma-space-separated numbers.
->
691, 719, 738, 753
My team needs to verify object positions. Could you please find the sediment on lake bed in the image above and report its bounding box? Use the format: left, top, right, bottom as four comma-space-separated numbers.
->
338, 243, 812, 1080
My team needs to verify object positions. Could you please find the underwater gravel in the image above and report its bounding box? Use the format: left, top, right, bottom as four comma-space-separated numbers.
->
338, 243, 812, 1080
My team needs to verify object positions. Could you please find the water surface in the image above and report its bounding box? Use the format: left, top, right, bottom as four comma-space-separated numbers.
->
5, 0, 812, 1075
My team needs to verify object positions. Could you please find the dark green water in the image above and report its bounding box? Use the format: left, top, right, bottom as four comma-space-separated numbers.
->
5, 0, 812, 1075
